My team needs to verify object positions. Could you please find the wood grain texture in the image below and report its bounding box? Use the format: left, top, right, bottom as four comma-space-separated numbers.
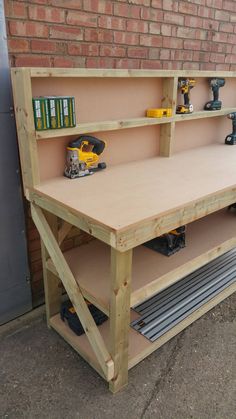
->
31, 203, 114, 381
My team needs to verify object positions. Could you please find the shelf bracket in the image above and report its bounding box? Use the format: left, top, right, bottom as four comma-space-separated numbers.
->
31, 203, 114, 382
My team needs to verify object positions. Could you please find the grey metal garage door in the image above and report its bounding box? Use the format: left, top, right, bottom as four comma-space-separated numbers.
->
0, 1, 32, 324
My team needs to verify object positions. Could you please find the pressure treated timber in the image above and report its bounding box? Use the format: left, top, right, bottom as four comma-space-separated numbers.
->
35, 108, 236, 140
29, 68, 236, 78
30, 144, 236, 251
50, 279, 236, 375
46, 209, 236, 315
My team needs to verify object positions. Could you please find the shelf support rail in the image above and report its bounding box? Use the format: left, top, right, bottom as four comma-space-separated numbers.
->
31, 203, 114, 382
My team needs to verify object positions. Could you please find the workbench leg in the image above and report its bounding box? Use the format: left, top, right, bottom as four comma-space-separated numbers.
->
41, 212, 61, 327
109, 248, 132, 393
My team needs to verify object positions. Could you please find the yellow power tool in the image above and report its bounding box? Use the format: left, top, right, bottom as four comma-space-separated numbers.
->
64, 135, 106, 179
176, 78, 196, 114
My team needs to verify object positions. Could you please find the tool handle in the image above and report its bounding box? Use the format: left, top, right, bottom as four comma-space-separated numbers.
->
184, 92, 190, 105
69, 135, 106, 155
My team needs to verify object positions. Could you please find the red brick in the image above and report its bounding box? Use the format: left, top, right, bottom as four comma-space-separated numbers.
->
84, 28, 113, 43
215, 63, 230, 70
127, 19, 148, 33
7, 38, 29, 53
31, 39, 58, 53
128, 47, 148, 58
215, 10, 230, 21
163, 61, 182, 69
100, 45, 126, 57
98, 15, 125, 30
83, 0, 112, 14
161, 24, 171, 36
49, 0, 82, 8
212, 32, 228, 43
129, 0, 150, 5
4, 1, 27, 18
15, 55, 52, 67
50, 25, 83, 40
195, 29, 208, 40
185, 16, 203, 28
151, 0, 162, 7
115, 59, 140, 69
9, 21, 49, 38
223, 0, 236, 11
163, 37, 183, 49
141, 8, 163, 21
149, 22, 161, 34
28, 239, 41, 252
66, 11, 97, 27
202, 19, 219, 31
177, 27, 196, 39
163, 12, 184, 25
206, 0, 223, 7
219, 22, 234, 32
198, 6, 214, 18
171, 50, 193, 61
53, 56, 74, 67
86, 57, 116, 68
225, 54, 236, 63
114, 3, 140, 18
68, 43, 99, 56
193, 51, 210, 62
113, 31, 139, 45
160, 49, 170, 60
140, 34, 162, 47
30, 260, 43, 274
29, 6, 65, 23
162, 0, 178, 11
184, 40, 201, 50
149, 48, 159, 59
183, 62, 200, 70
178, 1, 198, 15
200, 63, 216, 70
141, 60, 162, 69
228, 33, 236, 43
210, 52, 225, 63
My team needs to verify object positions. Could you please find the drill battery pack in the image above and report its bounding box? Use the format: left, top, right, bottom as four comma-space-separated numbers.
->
60, 300, 108, 336
144, 226, 186, 256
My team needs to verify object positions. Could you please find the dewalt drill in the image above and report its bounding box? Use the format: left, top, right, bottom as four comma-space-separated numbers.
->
204, 78, 225, 110
225, 112, 236, 145
176, 78, 196, 114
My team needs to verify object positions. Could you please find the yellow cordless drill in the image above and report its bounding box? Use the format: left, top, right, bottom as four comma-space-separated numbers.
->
176, 78, 196, 114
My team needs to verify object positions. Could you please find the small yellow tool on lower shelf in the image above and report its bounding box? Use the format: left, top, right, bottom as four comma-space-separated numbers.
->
147, 108, 172, 118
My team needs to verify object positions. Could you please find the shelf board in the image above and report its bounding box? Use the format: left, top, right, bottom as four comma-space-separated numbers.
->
50, 279, 236, 379
47, 209, 236, 316
36, 108, 236, 139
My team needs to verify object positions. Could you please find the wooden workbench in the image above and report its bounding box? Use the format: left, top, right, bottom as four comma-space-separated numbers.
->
11, 68, 236, 393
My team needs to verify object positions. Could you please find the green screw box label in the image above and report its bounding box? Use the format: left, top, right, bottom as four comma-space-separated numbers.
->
32, 98, 50, 131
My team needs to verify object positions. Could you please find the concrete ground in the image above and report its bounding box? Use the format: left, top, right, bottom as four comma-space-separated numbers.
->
0, 294, 236, 419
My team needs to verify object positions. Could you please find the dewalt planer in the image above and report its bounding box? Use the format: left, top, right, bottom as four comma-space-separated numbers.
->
64, 135, 106, 179
176, 78, 196, 114
144, 226, 186, 256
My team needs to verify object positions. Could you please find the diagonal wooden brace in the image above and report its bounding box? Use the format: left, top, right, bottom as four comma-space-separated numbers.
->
31, 203, 114, 381
58, 221, 73, 246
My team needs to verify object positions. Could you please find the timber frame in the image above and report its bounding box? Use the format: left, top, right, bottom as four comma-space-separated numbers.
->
11, 68, 236, 393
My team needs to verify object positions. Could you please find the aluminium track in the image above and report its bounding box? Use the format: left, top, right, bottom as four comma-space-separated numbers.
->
131, 248, 236, 342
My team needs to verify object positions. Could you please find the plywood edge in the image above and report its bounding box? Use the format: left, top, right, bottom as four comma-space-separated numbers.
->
131, 237, 236, 307
129, 281, 236, 369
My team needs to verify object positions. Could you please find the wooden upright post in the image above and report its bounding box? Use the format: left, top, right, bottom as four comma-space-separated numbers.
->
109, 248, 132, 393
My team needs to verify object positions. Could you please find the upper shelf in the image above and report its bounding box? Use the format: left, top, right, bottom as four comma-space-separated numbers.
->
36, 107, 236, 139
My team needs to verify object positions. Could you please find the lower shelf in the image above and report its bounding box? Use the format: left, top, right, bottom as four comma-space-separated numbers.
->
50, 279, 236, 381
47, 209, 236, 315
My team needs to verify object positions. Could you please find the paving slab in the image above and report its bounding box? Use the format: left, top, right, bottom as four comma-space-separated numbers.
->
0, 293, 236, 419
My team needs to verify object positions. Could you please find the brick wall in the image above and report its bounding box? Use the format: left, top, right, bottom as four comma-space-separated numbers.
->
5, 0, 236, 71
4, 0, 236, 304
